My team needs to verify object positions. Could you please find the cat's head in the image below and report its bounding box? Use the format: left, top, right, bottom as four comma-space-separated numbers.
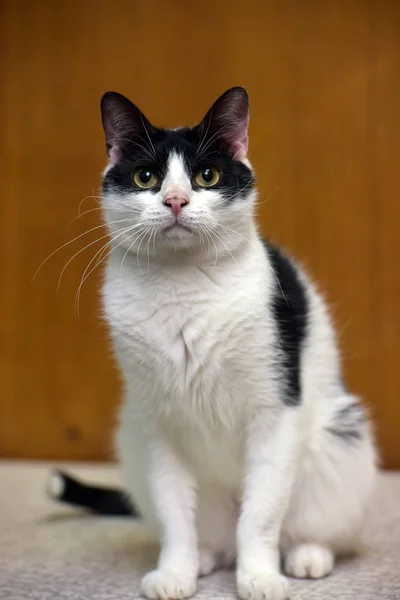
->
100, 87, 256, 257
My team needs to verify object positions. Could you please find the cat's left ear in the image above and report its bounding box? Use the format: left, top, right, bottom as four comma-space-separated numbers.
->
197, 87, 249, 160
100, 91, 154, 164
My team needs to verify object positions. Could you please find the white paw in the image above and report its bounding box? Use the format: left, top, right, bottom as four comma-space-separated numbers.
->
198, 548, 218, 577
141, 569, 197, 600
237, 569, 290, 600
284, 544, 334, 579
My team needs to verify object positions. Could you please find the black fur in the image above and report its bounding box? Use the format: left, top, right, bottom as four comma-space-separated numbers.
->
264, 241, 309, 406
48, 471, 136, 516
326, 401, 366, 441
103, 126, 254, 203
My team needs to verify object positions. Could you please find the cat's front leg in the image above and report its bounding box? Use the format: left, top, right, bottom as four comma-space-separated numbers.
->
141, 435, 199, 600
237, 408, 301, 600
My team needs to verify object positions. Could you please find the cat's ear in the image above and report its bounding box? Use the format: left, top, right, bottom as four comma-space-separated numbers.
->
100, 92, 154, 163
198, 87, 249, 160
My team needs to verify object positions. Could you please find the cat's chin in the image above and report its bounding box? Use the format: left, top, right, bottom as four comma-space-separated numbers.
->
158, 223, 202, 252
162, 223, 195, 242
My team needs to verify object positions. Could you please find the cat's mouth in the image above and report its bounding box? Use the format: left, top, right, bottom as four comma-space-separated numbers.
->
163, 222, 193, 234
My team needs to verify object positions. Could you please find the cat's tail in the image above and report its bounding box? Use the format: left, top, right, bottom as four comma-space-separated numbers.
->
46, 470, 137, 516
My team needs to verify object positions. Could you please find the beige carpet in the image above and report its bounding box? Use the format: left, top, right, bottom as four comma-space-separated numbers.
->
0, 462, 399, 599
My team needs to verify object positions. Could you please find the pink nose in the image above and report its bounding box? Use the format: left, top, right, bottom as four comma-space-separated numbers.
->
163, 196, 189, 217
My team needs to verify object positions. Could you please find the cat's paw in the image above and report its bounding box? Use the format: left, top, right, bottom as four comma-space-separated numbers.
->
284, 544, 334, 579
237, 569, 289, 600
141, 569, 197, 600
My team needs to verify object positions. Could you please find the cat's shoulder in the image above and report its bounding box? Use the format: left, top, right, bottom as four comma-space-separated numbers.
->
260, 238, 309, 305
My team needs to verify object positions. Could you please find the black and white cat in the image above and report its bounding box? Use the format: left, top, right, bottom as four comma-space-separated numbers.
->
64, 88, 377, 600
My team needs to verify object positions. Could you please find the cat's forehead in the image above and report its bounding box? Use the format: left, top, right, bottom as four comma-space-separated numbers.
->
161, 152, 193, 194
152, 127, 198, 154
165, 152, 188, 179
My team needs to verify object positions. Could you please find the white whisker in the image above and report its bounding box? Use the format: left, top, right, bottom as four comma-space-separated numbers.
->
113, 136, 155, 161
75, 223, 146, 316
223, 180, 253, 204
120, 227, 147, 274
57, 222, 138, 294
140, 114, 157, 159
82, 221, 146, 285
135, 228, 149, 275
196, 109, 213, 158
209, 229, 237, 268
255, 186, 280, 207
213, 222, 250, 243
146, 226, 157, 273
69, 206, 121, 226
33, 217, 134, 281
77, 194, 102, 217
201, 225, 219, 269
197, 122, 232, 159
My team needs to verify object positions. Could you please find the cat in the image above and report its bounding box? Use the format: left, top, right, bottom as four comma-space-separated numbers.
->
61, 87, 377, 600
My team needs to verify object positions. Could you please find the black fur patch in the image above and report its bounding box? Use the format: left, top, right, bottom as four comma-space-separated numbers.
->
326, 401, 366, 441
263, 241, 308, 406
48, 470, 136, 516
103, 127, 254, 202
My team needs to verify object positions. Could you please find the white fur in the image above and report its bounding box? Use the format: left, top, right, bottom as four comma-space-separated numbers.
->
101, 152, 377, 600
46, 471, 65, 499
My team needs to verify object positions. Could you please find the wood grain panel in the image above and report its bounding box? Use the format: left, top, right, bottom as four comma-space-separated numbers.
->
0, 0, 399, 466
369, 2, 400, 469
291, 3, 373, 412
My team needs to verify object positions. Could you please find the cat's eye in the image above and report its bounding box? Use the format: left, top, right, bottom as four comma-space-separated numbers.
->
194, 166, 220, 188
133, 168, 158, 189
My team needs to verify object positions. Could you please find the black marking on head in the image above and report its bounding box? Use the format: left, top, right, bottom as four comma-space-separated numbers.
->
326, 401, 366, 441
263, 240, 308, 407
100, 89, 254, 203
102, 126, 254, 202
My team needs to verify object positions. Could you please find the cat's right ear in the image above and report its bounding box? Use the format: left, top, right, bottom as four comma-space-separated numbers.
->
100, 92, 154, 164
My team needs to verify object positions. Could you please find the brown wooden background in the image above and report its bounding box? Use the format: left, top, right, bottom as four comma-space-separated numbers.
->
1, 1, 399, 468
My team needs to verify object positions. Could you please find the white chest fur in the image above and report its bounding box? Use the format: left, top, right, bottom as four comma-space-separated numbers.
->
103, 242, 276, 482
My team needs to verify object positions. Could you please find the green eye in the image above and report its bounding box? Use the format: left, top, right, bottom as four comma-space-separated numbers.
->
194, 166, 220, 188
133, 168, 158, 189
